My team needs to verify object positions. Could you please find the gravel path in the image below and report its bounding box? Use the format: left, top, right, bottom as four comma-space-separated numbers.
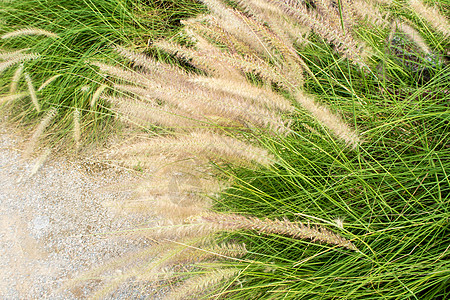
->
0, 129, 159, 299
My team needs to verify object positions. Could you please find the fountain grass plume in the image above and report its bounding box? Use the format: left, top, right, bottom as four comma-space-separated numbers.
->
10, 63, 24, 94
1, 27, 59, 39
409, 0, 450, 38
193, 212, 357, 250
0, 53, 40, 73
0, 92, 28, 104
73, 108, 81, 150
37, 74, 62, 92
24, 107, 58, 156
24, 73, 40, 112
165, 268, 240, 300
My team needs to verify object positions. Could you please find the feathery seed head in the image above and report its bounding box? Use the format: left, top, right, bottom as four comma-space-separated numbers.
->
353, 0, 390, 28
37, 74, 62, 92
90, 84, 107, 108
334, 217, 345, 229
80, 85, 90, 92
396, 21, 431, 54
294, 91, 360, 147
1, 27, 59, 39
0, 53, 40, 73
165, 268, 240, 300
73, 109, 81, 151
29, 148, 51, 177
111, 132, 275, 167
103, 94, 201, 130
10, 63, 24, 94
0, 48, 30, 60
24, 72, 40, 112
196, 212, 357, 250
189, 76, 294, 112
25, 107, 58, 156
0, 92, 28, 104
409, 0, 450, 38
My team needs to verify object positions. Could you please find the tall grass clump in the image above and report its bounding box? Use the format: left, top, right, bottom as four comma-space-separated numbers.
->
68, 0, 448, 298
93, 0, 447, 298
0, 0, 203, 150
182, 0, 449, 298
0, 0, 449, 299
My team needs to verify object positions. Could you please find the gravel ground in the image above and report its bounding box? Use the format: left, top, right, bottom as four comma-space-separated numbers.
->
0, 128, 161, 299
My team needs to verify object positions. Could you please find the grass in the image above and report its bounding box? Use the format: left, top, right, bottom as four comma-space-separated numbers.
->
211, 72, 449, 298
0, 0, 203, 149
1, 0, 449, 299
204, 9, 450, 298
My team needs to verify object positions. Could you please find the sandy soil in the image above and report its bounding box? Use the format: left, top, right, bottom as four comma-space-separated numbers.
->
0, 129, 160, 299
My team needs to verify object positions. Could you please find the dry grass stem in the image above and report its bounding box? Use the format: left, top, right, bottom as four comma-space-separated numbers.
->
88, 277, 127, 300
182, 16, 257, 58
67, 245, 167, 286
64, 243, 175, 299
102, 58, 290, 133
154, 38, 276, 85
113, 46, 188, 80
235, 0, 310, 45
200, 0, 267, 54
92, 61, 151, 87
138, 242, 246, 282
130, 221, 222, 241
154, 38, 238, 79
137, 170, 215, 203
136, 211, 355, 250
102, 95, 201, 130
172, 242, 247, 265
315, 0, 343, 29
149, 197, 209, 222
85, 237, 244, 298
182, 12, 308, 86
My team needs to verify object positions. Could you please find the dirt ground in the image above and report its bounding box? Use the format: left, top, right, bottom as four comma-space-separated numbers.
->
0, 128, 162, 299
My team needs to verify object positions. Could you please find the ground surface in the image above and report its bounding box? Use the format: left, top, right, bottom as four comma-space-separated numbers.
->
0, 127, 159, 299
